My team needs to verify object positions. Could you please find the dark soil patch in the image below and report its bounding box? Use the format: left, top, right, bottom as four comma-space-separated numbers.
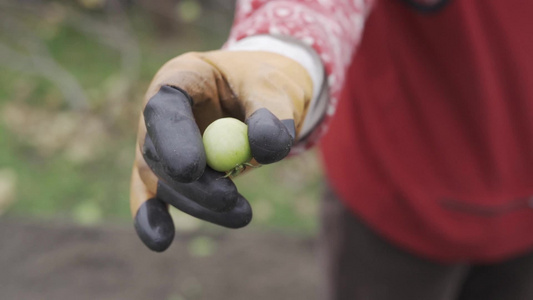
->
0, 218, 319, 300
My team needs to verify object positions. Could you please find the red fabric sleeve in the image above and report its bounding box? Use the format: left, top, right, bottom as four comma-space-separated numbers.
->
226, 0, 376, 151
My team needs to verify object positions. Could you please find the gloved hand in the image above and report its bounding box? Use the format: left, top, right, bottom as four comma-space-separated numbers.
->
130, 51, 313, 252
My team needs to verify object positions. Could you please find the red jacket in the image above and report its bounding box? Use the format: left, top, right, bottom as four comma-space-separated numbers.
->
229, 0, 533, 262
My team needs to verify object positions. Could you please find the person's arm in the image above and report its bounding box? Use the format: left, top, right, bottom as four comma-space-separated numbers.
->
226, 0, 376, 151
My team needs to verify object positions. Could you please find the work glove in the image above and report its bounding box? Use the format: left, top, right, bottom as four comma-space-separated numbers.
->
130, 51, 313, 252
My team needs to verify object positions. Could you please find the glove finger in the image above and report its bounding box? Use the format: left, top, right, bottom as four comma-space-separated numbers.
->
238, 62, 307, 164
143, 134, 239, 212
143, 85, 206, 182
146, 52, 229, 132
130, 161, 174, 252
157, 180, 253, 229
246, 108, 296, 164
134, 197, 175, 252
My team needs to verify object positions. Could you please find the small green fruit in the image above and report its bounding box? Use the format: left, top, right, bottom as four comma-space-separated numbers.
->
203, 118, 252, 176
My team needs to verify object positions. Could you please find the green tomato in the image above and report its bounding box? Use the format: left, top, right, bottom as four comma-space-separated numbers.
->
203, 118, 252, 175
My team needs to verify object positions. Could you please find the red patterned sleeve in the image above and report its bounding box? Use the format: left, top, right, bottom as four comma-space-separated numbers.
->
226, 0, 376, 151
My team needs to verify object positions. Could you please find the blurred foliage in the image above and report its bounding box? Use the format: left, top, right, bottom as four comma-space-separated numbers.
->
0, 0, 324, 234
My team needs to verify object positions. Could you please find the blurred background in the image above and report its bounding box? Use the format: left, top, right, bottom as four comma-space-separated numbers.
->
0, 0, 324, 299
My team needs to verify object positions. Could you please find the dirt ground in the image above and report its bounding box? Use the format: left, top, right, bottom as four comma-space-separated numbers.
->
0, 218, 320, 300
